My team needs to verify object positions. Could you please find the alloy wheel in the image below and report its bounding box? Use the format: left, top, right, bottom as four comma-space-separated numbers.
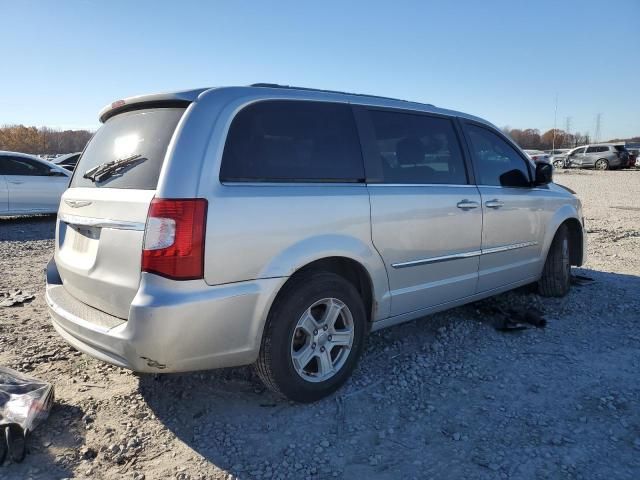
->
290, 298, 354, 382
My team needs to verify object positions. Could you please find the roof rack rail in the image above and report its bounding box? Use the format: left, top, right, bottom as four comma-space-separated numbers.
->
249, 83, 434, 107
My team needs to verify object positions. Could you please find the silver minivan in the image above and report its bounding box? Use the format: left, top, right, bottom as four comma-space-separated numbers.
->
46, 85, 586, 402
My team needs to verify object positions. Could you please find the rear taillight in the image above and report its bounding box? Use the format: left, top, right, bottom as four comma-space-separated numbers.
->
142, 198, 207, 280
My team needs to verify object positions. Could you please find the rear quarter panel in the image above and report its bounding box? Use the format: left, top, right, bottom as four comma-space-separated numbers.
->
200, 183, 391, 321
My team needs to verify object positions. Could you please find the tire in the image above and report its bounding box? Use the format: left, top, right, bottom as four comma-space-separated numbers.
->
595, 158, 609, 170
255, 271, 367, 403
538, 224, 571, 297
553, 160, 564, 169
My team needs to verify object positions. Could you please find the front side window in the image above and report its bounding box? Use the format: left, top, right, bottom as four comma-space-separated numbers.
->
465, 124, 531, 187
572, 147, 586, 155
367, 110, 467, 184
0, 156, 50, 176
220, 100, 364, 182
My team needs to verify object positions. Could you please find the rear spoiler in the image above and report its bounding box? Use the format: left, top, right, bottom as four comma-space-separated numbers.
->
98, 88, 209, 123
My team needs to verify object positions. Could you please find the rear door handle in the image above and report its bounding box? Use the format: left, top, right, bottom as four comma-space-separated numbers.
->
485, 199, 504, 209
8, 181, 24, 185
456, 199, 480, 210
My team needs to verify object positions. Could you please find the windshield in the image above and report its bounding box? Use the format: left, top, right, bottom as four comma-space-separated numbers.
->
70, 107, 185, 189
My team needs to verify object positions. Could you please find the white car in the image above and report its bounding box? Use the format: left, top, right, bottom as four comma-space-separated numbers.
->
53, 152, 82, 171
1, 151, 70, 216
523, 150, 550, 163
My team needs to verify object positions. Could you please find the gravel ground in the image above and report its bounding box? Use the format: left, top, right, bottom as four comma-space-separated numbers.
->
0, 169, 639, 480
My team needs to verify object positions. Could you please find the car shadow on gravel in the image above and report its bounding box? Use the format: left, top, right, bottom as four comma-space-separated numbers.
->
138, 267, 640, 478
0, 215, 56, 242
1, 401, 85, 478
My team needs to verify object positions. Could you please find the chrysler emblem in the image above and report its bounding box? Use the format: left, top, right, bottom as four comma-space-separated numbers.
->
65, 200, 92, 208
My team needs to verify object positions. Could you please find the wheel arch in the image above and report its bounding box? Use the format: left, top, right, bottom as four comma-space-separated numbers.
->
542, 210, 585, 268
257, 234, 390, 321
270, 256, 379, 326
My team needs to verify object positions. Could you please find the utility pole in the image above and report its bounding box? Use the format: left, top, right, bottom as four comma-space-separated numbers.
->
565, 117, 572, 148
552, 94, 558, 151
594, 113, 602, 144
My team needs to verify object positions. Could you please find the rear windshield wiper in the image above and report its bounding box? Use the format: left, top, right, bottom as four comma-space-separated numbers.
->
83, 154, 146, 183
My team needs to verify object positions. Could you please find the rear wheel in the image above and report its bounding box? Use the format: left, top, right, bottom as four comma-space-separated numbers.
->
255, 271, 367, 402
595, 158, 609, 170
538, 224, 571, 297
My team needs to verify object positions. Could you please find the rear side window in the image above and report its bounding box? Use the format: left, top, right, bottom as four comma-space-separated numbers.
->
220, 101, 364, 182
586, 146, 608, 153
0, 156, 50, 176
71, 108, 185, 189
465, 124, 531, 187
366, 110, 467, 184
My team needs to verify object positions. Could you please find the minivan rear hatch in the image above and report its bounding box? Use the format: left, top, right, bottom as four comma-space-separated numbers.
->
56, 106, 186, 319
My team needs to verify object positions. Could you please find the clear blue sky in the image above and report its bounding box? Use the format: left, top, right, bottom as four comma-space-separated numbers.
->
2, 0, 639, 139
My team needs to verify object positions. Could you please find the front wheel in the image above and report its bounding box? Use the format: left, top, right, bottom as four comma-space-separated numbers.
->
553, 160, 564, 169
255, 271, 367, 402
595, 158, 609, 170
538, 225, 571, 297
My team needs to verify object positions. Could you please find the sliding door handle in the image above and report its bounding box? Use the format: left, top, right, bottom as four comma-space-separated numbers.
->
456, 199, 480, 210
485, 199, 504, 209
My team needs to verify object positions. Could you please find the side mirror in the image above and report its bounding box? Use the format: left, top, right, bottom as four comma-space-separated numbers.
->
535, 162, 553, 185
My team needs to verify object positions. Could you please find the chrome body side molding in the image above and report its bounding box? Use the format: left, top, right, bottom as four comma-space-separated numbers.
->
391, 242, 538, 269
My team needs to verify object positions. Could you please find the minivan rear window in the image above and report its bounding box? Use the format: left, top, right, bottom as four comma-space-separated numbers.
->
70, 107, 185, 189
220, 100, 364, 182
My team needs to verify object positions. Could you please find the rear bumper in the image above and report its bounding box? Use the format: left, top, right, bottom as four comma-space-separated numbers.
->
46, 258, 285, 372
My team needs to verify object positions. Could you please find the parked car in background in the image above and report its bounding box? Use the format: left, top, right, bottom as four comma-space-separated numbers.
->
566, 144, 629, 170
610, 144, 633, 168
546, 149, 570, 156
53, 152, 82, 171
626, 148, 639, 167
0, 151, 70, 216
46, 84, 586, 402
548, 149, 571, 169
523, 150, 550, 163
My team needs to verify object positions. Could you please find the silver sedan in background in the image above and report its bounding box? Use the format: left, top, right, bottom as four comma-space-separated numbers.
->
0, 151, 70, 216
523, 149, 550, 163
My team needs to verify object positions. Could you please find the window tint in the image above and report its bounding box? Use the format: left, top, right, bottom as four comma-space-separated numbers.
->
367, 110, 467, 184
221, 101, 364, 182
71, 108, 185, 189
0, 156, 51, 176
465, 124, 531, 187
586, 146, 608, 153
